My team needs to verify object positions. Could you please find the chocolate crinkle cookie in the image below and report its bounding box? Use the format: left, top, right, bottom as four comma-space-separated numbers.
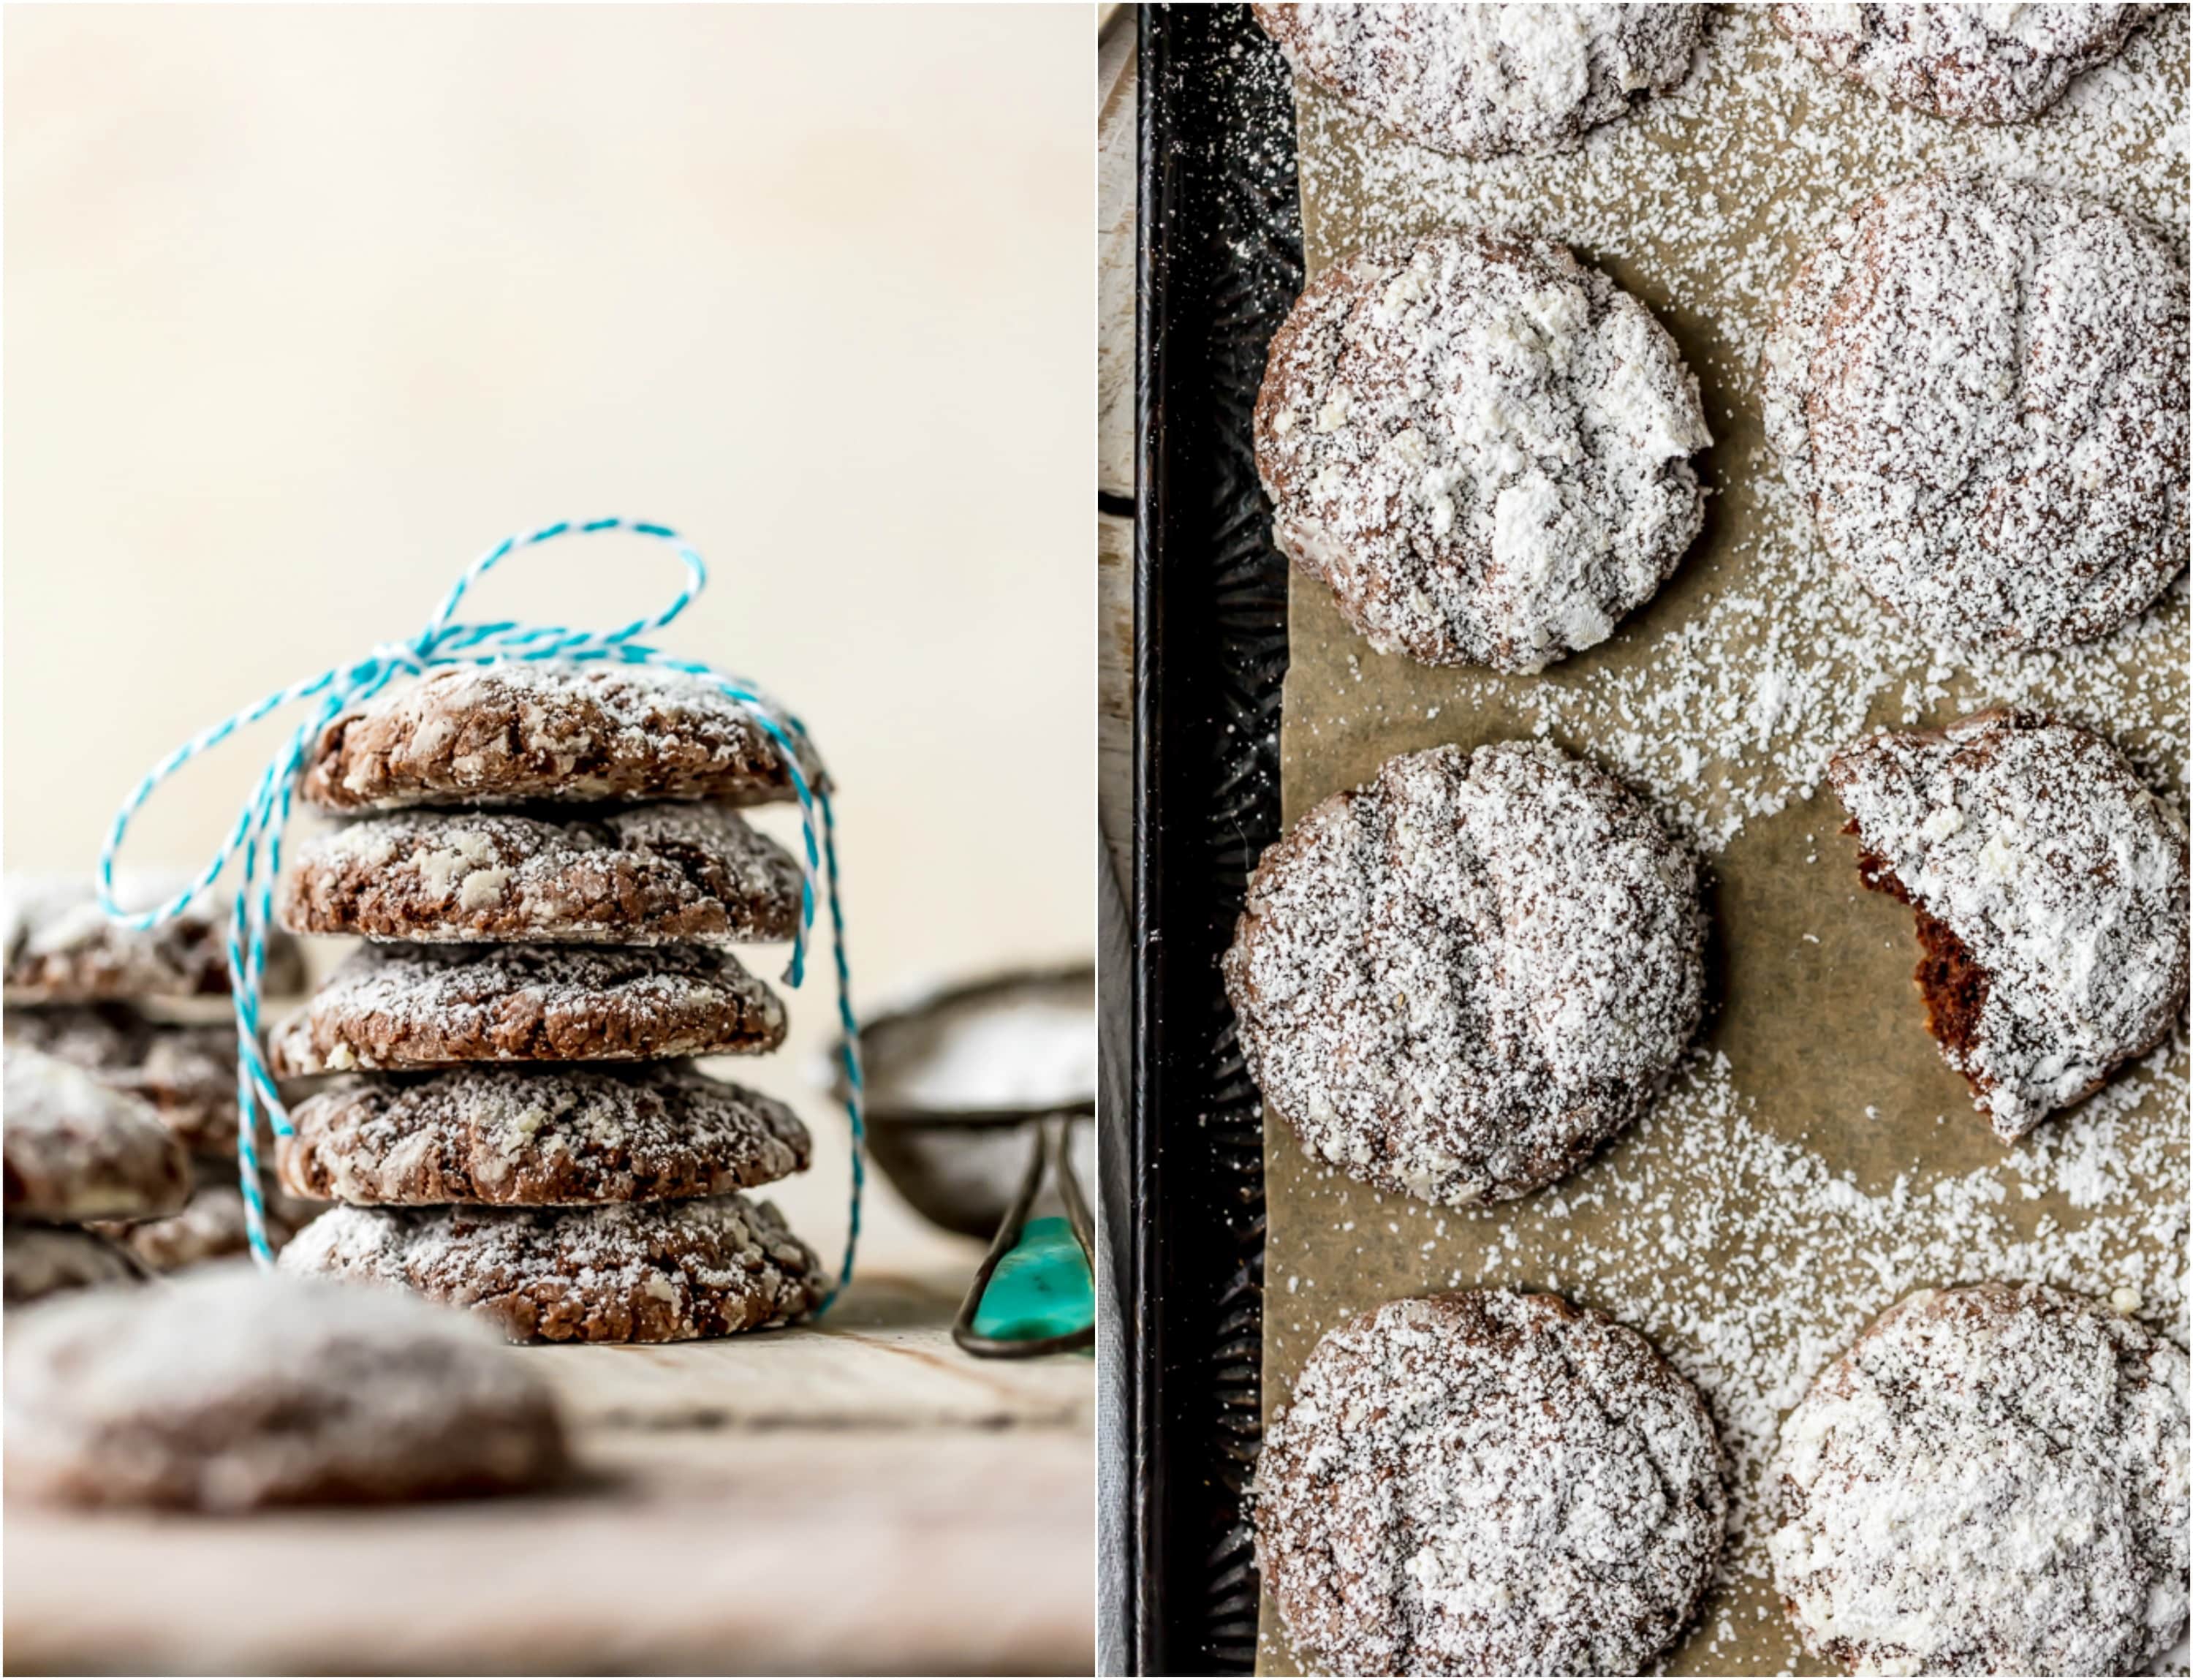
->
280, 802, 803, 946
1828, 710, 2188, 1141
1770, 1283, 2188, 1676
4, 1045, 191, 1225
1257, 231, 1710, 674
1253, 4, 1705, 159
89, 1179, 300, 1273
278, 1064, 811, 1207
4, 1267, 569, 1509
280, 1194, 828, 1343
1224, 742, 1704, 1205
300, 662, 825, 813
2, 873, 303, 1003
4, 1005, 243, 1159
267, 941, 787, 1075
4, 1223, 144, 1306
1775, 4, 2159, 124
1765, 173, 2186, 652
1257, 1291, 1725, 1676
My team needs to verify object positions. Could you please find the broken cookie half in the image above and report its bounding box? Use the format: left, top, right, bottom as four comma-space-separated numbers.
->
1828, 709, 2188, 1140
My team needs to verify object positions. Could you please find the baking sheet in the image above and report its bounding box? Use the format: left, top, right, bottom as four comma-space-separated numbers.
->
1254, 10, 2190, 1676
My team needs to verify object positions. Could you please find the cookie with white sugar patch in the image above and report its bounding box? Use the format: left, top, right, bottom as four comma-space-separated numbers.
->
280, 1194, 829, 1344
267, 942, 787, 1075
1769, 1283, 2188, 1676
4, 1268, 569, 1509
88, 1178, 301, 1273
3, 1045, 191, 1225
1765, 173, 2186, 651
1256, 231, 1710, 674
1254, 4, 1705, 159
4, 1006, 247, 1159
277, 1064, 811, 1206
1224, 742, 1705, 1206
1257, 1290, 1725, 1676
1828, 709, 2188, 1140
300, 662, 824, 813
281, 803, 803, 946
3, 873, 303, 1004
1775, 4, 2160, 124
3, 1223, 144, 1306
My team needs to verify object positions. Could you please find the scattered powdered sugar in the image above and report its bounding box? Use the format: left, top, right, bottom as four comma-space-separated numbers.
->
1294, 3, 2188, 852
1257, 1288, 1724, 1675
1423, 1040, 2191, 1669
1257, 230, 1712, 674
1768, 1282, 2187, 1676
1255, 4, 1708, 160
1229, 742, 1705, 1206
1830, 711, 2190, 1138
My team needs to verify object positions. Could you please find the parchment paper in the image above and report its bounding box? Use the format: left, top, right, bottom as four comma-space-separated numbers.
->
1254, 10, 2189, 1675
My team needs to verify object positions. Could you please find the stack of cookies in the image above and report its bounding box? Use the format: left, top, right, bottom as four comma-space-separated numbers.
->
2, 874, 311, 1276
268, 662, 834, 1343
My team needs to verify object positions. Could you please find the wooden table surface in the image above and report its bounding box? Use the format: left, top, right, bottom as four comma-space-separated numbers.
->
7, 1262, 1095, 1676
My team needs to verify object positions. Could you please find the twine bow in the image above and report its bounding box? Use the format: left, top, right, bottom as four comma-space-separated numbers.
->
97, 518, 865, 1306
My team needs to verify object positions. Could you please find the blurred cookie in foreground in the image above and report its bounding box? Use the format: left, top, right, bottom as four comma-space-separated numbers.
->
3, 873, 303, 1004
4, 1223, 143, 1307
4, 1267, 569, 1510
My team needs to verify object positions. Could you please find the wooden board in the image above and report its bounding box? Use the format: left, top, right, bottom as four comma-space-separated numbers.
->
5, 1268, 1094, 1676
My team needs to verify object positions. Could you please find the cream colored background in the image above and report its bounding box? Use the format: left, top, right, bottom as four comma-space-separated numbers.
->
4, 4, 1091, 1263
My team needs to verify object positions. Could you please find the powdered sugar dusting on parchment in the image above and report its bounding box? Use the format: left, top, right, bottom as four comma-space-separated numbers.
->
1294, 4, 2189, 852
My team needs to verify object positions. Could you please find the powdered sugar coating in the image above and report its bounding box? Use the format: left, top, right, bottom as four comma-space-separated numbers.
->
281, 803, 803, 946
281, 1194, 827, 1343
300, 662, 821, 812
1254, 4, 1705, 159
279, 1064, 811, 1206
1829, 711, 2188, 1140
2, 873, 303, 1003
4, 1006, 243, 1159
3, 1224, 143, 1305
1765, 172, 2187, 652
1776, 4, 2161, 124
1226, 743, 1704, 1204
3, 1045, 191, 1224
4, 1266, 568, 1509
267, 942, 787, 1074
1257, 1290, 1724, 1675
1258, 232, 1711, 673
1768, 1282, 2189, 1676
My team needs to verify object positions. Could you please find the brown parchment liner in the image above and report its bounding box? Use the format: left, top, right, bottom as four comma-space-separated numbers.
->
1252, 12, 2189, 1677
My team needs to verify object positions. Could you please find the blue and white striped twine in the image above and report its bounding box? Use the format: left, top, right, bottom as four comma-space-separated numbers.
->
95, 518, 866, 1310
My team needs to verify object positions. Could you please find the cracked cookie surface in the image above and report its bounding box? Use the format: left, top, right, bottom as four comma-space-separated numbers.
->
280, 1194, 828, 1343
281, 803, 803, 945
268, 942, 786, 1074
1257, 1290, 1724, 1676
279, 1063, 810, 1206
1225, 742, 1705, 1205
1769, 1283, 2188, 1676
1257, 231, 1709, 673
